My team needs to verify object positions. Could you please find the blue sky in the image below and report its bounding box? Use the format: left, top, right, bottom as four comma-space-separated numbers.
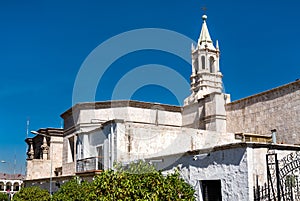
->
0, 0, 299, 174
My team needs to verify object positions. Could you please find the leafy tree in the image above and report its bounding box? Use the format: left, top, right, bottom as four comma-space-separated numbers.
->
13, 186, 50, 201
52, 177, 91, 201
0, 192, 8, 201
53, 160, 195, 201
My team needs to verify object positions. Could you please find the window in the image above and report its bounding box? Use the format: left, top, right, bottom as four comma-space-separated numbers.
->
76, 135, 83, 160
0, 183, 4, 191
209, 56, 215, 73
201, 56, 206, 69
6, 183, 11, 191
67, 137, 75, 163
194, 58, 199, 74
96, 145, 104, 170
14, 184, 19, 191
201, 180, 222, 201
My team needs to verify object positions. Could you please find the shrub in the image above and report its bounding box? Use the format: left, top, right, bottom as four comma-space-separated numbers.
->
54, 160, 195, 201
13, 186, 50, 201
52, 177, 90, 201
0, 192, 8, 201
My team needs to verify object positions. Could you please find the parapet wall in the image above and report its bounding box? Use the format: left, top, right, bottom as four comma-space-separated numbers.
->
226, 80, 300, 145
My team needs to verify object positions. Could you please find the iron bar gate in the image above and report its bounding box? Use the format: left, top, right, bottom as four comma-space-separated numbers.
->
254, 151, 300, 201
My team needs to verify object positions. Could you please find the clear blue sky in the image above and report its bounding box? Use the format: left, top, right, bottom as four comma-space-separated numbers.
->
0, 0, 299, 174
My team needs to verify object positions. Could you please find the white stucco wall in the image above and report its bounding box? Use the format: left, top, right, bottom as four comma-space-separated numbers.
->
116, 122, 237, 162
158, 147, 249, 201
75, 106, 182, 127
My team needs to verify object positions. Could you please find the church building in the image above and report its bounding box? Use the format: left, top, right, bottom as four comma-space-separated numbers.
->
24, 15, 300, 201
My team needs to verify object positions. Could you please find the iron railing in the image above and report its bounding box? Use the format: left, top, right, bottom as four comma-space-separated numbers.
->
76, 157, 104, 173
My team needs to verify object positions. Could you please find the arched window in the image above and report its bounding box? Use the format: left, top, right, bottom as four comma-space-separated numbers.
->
194, 58, 199, 74
209, 56, 215, 73
6, 182, 12, 191
0, 182, 4, 191
201, 56, 205, 69
13, 182, 20, 191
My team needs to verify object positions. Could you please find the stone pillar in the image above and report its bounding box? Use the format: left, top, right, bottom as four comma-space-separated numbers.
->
26, 138, 34, 160
203, 92, 230, 133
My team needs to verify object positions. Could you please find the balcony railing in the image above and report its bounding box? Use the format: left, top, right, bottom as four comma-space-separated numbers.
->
76, 157, 104, 173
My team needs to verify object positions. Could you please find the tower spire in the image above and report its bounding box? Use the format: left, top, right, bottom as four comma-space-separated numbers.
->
198, 15, 216, 50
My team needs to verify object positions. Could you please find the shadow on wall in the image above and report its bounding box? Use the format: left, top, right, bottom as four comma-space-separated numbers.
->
157, 147, 246, 171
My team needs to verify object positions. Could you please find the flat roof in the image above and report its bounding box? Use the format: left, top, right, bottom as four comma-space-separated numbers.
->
61, 100, 182, 119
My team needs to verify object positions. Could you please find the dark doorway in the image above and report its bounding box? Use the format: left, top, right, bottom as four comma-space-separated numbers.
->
201, 180, 222, 201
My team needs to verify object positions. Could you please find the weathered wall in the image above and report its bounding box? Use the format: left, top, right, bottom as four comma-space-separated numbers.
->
62, 101, 182, 130
183, 92, 229, 133
159, 147, 249, 201
182, 101, 204, 129
116, 122, 237, 162
247, 147, 298, 188
226, 81, 300, 144
79, 107, 182, 127
51, 136, 63, 175
26, 160, 51, 180
61, 135, 76, 176
26, 136, 63, 180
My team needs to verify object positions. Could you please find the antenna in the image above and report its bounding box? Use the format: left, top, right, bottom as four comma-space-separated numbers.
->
26, 117, 30, 138
14, 151, 16, 175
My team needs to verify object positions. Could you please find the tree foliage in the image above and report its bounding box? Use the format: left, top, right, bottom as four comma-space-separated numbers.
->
52, 177, 90, 201
13, 186, 50, 201
53, 160, 195, 201
0, 192, 8, 201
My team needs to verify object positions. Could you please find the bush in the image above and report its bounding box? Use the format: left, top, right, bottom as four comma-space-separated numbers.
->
0, 192, 8, 201
53, 160, 195, 201
13, 186, 50, 201
52, 177, 90, 201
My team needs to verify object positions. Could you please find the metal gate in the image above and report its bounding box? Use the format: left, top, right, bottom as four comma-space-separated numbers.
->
254, 151, 300, 201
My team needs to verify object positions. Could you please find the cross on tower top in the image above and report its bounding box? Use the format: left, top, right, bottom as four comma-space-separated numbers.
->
201, 6, 207, 14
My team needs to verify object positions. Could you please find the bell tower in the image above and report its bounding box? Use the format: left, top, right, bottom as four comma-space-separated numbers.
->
183, 15, 230, 133
185, 15, 223, 104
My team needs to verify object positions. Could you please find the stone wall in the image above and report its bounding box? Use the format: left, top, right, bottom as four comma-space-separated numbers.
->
62, 135, 76, 176
226, 80, 300, 145
26, 135, 63, 180
26, 160, 51, 180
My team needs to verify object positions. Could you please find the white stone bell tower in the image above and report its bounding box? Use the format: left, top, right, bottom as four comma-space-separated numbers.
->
183, 15, 230, 133
185, 15, 223, 104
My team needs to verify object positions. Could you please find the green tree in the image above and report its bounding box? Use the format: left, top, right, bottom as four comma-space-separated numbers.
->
54, 160, 195, 201
52, 177, 90, 201
13, 186, 50, 201
0, 192, 8, 201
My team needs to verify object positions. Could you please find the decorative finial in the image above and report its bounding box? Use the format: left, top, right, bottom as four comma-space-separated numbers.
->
191, 43, 195, 51
216, 40, 219, 50
202, 15, 207, 21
